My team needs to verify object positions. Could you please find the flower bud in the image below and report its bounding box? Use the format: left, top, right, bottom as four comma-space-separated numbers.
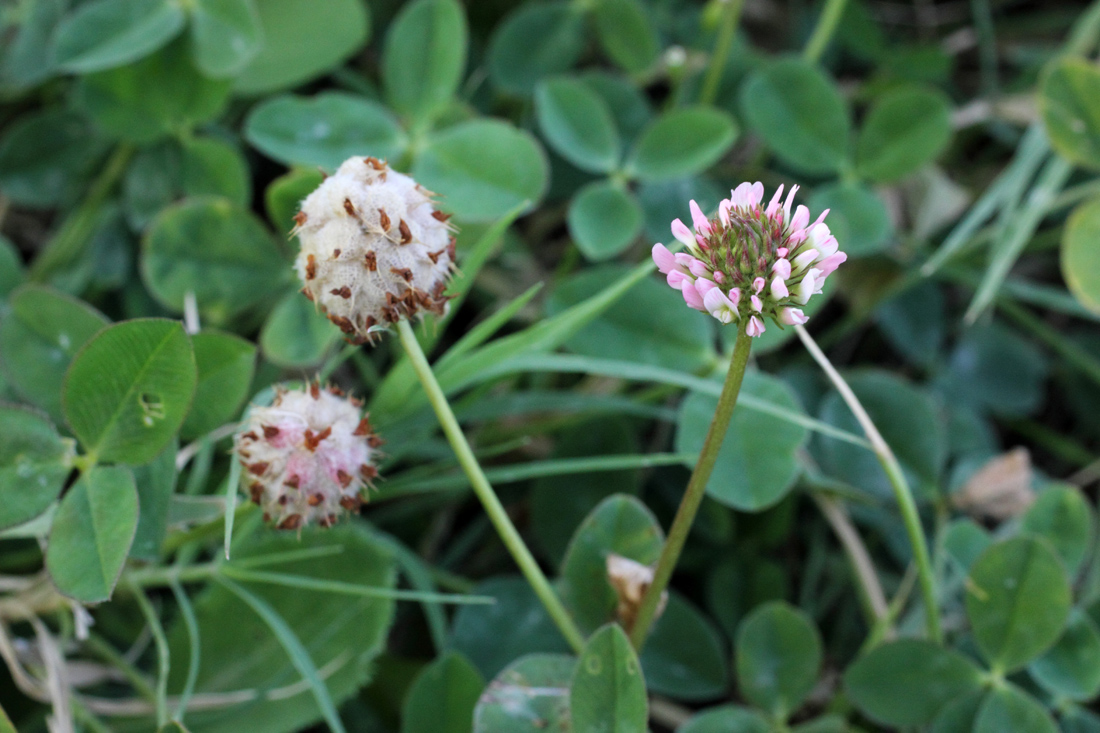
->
294, 157, 456, 344
233, 383, 381, 530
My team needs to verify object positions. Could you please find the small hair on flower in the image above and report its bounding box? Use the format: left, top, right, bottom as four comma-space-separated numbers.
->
233, 382, 382, 530
294, 156, 456, 345
652, 182, 846, 337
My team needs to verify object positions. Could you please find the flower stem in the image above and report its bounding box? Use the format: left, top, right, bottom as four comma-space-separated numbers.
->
395, 319, 586, 653
699, 0, 746, 105
794, 324, 942, 642
629, 321, 753, 650
802, 0, 849, 64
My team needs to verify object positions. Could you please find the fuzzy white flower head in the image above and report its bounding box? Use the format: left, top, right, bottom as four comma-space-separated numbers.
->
294, 156, 455, 344
233, 383, 382, 530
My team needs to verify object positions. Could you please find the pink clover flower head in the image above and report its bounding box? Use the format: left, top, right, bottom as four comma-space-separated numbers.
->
649, 183, 846, 336
233, 383, 381, 530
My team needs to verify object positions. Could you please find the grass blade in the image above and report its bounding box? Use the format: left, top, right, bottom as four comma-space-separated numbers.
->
131, 585, 170, 728
377, 452, 696, 497
459, 352, 871, 448
169, 579, 200, 724
216, 576, 347, 733
965, 155, 1072, 323
223, 456, 241, 560
220, 566, 494, 604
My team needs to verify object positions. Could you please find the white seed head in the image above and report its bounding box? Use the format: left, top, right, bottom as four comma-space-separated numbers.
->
294, 156, 455, 344
233, 383, 381, 530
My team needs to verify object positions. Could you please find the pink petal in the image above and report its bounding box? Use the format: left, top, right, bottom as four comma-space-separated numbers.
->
671, 219, 694, 246
772, 258, 792, 279
776, 247, 789, 258
694, 277, 717, 298
748, 182, 764, 208
752, 277, 766, 294
782, 184, 800, 224
793, 248, 819, 272
727, 287, 741, 307
713, 270, 725, 284
770, 276, 789, 299
689, 200, 711, 233
750, 294, 763, 313
703, 288, 738, 324
667, 270, 692, 288
730, 182, 750, 207
817, 252, 847, 278
780, 307, 808, 325
652, 243, 676, 274
688, 258, 710, 278
765, 185, 784, 217
746, 316, 765, 337
681, 281, 705, 310
789, 204, 810, 232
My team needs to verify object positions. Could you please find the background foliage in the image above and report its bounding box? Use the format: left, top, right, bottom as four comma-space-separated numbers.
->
2, 0, 1100, 731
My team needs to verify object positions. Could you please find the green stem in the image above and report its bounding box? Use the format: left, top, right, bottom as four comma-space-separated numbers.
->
395, 319, 586, 653
629, 322, 753, 650
802, 0, 850, 63
794, 325, 942, 642
699, 0, 746, 105
29, 144, 134, 282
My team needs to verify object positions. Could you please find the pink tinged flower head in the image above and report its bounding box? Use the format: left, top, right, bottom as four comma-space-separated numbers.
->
654, 183, 841, 330
233, 384, 379, 530
703, 288, 739, 324
681, 280, 705, 311
652, 243, 677, 274
746, 316, 766, 337
780, 307, 809, 325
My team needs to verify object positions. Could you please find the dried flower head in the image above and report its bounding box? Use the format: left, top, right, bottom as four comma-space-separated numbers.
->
652, 182, 846, 336
233, 383, 382, 530
952, 448, 1035, 522
294, 156, 456, 344
606, 553, 668, 632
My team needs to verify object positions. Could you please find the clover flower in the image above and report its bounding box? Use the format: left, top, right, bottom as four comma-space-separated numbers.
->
294, 156, 456, 344
233, 383, 382, 530
652, 182, 846, 336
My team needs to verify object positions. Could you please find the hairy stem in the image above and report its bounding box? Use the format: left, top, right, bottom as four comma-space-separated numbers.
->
794, 325, 942, 642
630, 321, 753, 650
396, 319, 586, 652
